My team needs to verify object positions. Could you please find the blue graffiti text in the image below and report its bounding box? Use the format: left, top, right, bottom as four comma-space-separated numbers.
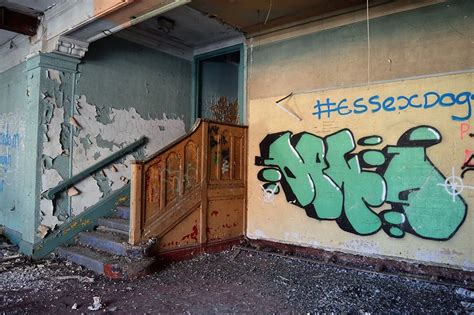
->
313, 91, 473, 122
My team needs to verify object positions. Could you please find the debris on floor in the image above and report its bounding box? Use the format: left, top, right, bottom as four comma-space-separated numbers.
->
0, 238, 470, 313
87, 296, 104, 311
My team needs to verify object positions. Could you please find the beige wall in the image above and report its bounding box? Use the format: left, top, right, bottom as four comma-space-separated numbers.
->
246, 0, 474, 270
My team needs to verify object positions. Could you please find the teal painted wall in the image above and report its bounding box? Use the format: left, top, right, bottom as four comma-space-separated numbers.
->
0, 36, 194, 253
34, 36, 193, 236
0, 61, 41, 250
199, 60, 239, 119
76, 36, 192, 125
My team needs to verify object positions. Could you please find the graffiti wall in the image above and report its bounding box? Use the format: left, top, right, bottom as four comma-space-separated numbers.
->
247, 72, 474, 270
0, 115, 23, 194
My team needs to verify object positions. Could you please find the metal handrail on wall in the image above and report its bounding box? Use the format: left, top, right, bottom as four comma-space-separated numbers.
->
45, 137, 148, 200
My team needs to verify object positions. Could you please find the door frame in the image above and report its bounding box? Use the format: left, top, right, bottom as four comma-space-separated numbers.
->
192, 44, 245, 125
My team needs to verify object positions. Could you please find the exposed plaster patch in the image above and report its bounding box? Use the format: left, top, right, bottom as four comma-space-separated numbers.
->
103, 164, 130, 191
69, 95, 186, 215
41, 167, 63, 194
46, 69, 62, 84
37, 224, 50, 239
40, 92, 66, 229
282, 231, 321, 247
341, 239, 381, 256
71, 177, 103, 216
463, 260, 474, 271
67, 186, 80, 196
40, 168, 63, 229
248, 229, 268, 239
69, 116, 81, 129
414, 250, 443, 264
43, 102, 64, 158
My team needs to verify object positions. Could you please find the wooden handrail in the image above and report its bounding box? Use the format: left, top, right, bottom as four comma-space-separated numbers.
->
45, 137, 148, 200
142, 119, 203, 163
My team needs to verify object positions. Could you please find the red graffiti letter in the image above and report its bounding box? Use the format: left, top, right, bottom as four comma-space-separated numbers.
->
463, 149, 474, 167
460, 122, 471, 140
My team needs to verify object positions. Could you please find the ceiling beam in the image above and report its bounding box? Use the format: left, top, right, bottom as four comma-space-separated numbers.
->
0, 6, 39, 36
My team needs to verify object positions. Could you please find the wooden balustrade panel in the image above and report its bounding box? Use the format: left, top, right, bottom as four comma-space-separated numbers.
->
132, 120, 248, 249
232, 136, 243, 181
220, 130, 231, 181
208, 123, 246, 184
164, 152, 181, 206
209, 125, 220, 181
184, 141, 200, 193
144, 160, 162, 222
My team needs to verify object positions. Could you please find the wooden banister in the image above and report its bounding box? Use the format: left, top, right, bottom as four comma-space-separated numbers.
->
129, 120, 247, 248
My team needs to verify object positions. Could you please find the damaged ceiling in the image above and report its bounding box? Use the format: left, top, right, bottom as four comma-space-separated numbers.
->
112, 0, 390, 58
115, 5, 242, 59
0, 0, 57, 46
188, 0, 391, 35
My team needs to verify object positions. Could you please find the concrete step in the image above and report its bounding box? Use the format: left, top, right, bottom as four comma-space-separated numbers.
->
114, 206, 130, 220
78, 231, 143, 258
57, 245, 155, 279
97, 217, 129, 235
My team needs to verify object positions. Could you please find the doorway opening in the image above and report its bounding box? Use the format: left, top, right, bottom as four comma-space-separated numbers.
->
195, 45, 244, 125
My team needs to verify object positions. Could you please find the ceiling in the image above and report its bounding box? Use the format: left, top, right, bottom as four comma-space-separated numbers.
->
113, 0, 388, 58
115, 5, 242, 59
0, 0, 58, 46
188, 0, 389, 35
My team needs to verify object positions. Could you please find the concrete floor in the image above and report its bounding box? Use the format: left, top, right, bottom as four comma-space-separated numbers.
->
0, 244, 472, 314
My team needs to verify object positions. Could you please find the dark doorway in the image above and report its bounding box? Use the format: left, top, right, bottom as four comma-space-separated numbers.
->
195, 46, 242, 125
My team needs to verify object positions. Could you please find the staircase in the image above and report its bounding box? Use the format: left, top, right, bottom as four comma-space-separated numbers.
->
47, 119, 247, 279
57, 205, 155, 279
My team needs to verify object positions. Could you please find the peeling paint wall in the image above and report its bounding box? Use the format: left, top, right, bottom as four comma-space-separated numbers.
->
1, 33, 192, 249
70, 96, 185, 214
37, 35, 191, 231
246, 0, 474, 271
76, 36, 192, 125
38, 64, 77, 236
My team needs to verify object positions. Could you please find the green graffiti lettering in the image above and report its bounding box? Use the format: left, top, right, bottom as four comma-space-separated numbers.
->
256, 126, 467, 241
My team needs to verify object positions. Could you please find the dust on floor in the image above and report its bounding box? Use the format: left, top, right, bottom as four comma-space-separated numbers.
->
0, 242, 472, 314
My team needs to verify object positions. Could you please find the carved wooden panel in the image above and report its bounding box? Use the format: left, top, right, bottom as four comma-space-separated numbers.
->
184, 141, 199, 193
209, 125, 220, 180
165, 152, 181, 206
220, 130, 231, 180
144, 161, 161, 221
232, 136, 243, 180
133, 120, 247, 246
208, 123, 246, 184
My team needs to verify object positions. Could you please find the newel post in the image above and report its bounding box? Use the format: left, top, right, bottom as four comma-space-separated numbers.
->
129, 161, 143, 245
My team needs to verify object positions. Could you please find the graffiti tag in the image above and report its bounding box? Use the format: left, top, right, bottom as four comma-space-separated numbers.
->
313, 91, 473, 122
256, 126, 467, 240
0, 128, 20, 148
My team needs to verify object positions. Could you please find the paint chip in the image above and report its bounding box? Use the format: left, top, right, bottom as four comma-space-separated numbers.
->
37, 224, 50, 239
46, 69, 62, 84
68, 186, 81, 196
69, 117, 82, 129
43, 105, 64, 159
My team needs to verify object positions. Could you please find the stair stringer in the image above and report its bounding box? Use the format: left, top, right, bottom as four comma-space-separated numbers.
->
142, 185, 202, 241
32, 184, 130, 260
